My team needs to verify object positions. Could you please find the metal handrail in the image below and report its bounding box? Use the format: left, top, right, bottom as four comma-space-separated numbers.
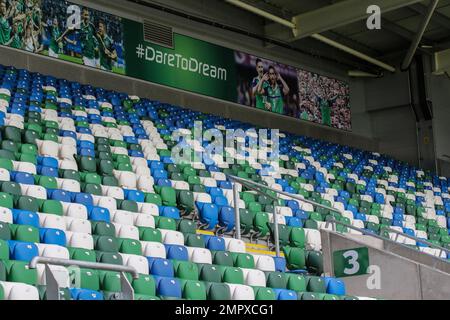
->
30, 257, 140, 279
227, 174, 450, 263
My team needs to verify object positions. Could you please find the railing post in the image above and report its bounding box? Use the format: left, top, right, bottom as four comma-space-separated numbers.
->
273, 206, 280, 257
233, 182, 241, 240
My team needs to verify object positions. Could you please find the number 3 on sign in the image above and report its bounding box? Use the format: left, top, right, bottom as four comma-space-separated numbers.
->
343, 250, 360, 275
333, 247, 369, 278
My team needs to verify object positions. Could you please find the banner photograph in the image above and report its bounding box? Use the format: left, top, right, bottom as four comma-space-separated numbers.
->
0, 0, 126, 74
0, 1, 351, 131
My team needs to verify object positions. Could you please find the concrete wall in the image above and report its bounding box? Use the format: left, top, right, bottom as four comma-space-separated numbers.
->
430, 75, 450, 162
321, 230, 450, 300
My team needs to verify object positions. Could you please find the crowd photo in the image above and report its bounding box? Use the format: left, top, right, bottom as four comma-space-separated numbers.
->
297, 70, 351, 131
0, 0, 126, 74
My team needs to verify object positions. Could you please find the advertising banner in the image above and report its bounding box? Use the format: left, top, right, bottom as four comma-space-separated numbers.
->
0, 0, 352, 131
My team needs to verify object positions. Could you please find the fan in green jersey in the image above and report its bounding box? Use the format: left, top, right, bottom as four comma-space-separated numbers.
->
259, 65, 290, 115
0, 0, 26, 45
96, 19, 117, 71
47, 17, 76, 58
80, 8, 98, 67
251, 58, 269, 109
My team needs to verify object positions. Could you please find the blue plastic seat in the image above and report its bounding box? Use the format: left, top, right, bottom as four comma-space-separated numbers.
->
49, 189, 72, 202
8, 240, 39, 262
70, 288, 104, 300
160, 207, 180, 219
87, 206, 111, 223
214, 196, 229, 207
12, 172, 35, 185
39, 228, 66, 246
156, 277, 181, 298
324, 277, 346, 295
204, 236, 226, 251
273, 256, 286, 272
218, 207, 235, 232
124, 189, 145, 203
147, 258, 174, 277
274, 289, 297, 300
72, 192, 94, 207
199, 204, 219, 230
12, 210, 40, 227
38, 166, 59, 177
165, 245, 189, 261
218, 181, 232, 190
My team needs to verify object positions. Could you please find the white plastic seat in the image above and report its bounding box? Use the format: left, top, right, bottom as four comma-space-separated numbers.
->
137, 202, 159, 216
62, 203, 88, 220
66, 231, 94, 250
253, 254, 276, 272
120, 253, 149, 275
268, 213, 286, 225
194, 193, 212, 203
58, 159, 78, 171
200, 177, 217, 188
142, 241, 166, 258
37, 140, 59, 157
24, 185, 47, 199
59, 144, 77, 160
65, 217, 92, 234
436, 216, 447, 228
211, 172, 226, 181
0, 282, 39, 300
111, 210, 135, 226
186, 247, 212, 264
160, 229, 185, 245
224, 238, 246, 253
134, 213, 155, 228
137, 175, 155, 193
304, 229, 322, 251
134, 166, 151, 177
38, 213, 66, 231
172, 181, 190, 191
302, 203, 314, 212
92, 196, 117, 212
241, 268, 266, 287
0, 168, 10, 182
0, 207, 13, 223
366, 215, 380, 224
58, 178, 81, 193
102, 186, 125, 199
36, 243, 70, 260
114, 171, 137, 190
275, 206, 293, 217
227, 284, 255, 300
36, 264, 70, 287
114, 223, 140, 240
14, 161, 37, 174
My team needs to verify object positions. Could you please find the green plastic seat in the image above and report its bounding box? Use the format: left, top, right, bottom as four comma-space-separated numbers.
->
174, 261, 199, 280
0, 239, 9, 260
68, 248, 97, 262
254, 213, 270, 237
94, 236, 119, 253
96, 252, 123, 265
177, 219, 197, 235
181, 280, 206, 300
11, 224, 40, 242
3, 126, 22, 142
253, 287, 276, 300
231, 252, 255, 269
206, 282, 230, 300
265, 271, 287, 289
78, 156, 97, 173
0, 150, 15, 161
2, 140, 20, 153
158, 187, 177, 207
221, 267, 244, 285
155, 217, 177, 231
20, 144, 38, 155
290, 227, 306, 248
283, 246, 306, 270
184, 234, 205, 248
117, 200, 138, 213
177, 190, 194, 213
199, 265, 222, 283
0, 158, 13, 171
0, 193, 13, 209
286, 273, 307, 292
118, 238, 142, 255
306, 276, 327, 293
299, 292, 322, 300
239, 209, 255, 235
82, 184, 103, 196
103, 176, 119, 187
40, 200, 63, 216
0, 223, 12, 241
213, 251, 234, 267
15, 196, 40, 212
145, 193, 163, 206
60, 169, 81, 182
98, 160, 114, 176
306, 250, 323, 275
138, 227, 162, 242
76, 268, 100, 291
99, 271, 128, 292
5, 260, 38, 285
1, 182, 22, 196
132, 275, 156, 296
91, 222, 116, 237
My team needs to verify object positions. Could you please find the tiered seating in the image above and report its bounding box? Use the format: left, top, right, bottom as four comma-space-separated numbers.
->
0, 64, 447, 300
